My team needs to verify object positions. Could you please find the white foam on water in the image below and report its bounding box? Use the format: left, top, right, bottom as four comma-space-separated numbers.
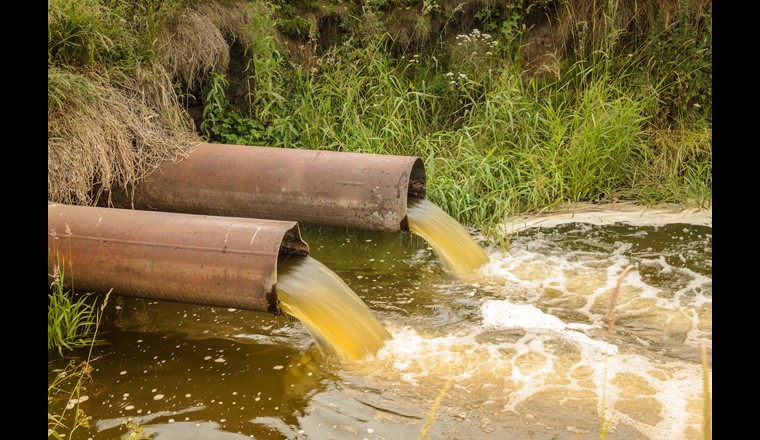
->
477, 231, 712, 351
480, 299, 604, 346
356, 211, 710, 439
365, 295, 708, 438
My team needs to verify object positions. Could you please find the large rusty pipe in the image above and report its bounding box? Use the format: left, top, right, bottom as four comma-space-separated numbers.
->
48, 202, 308, 314
97, 143, 427, 232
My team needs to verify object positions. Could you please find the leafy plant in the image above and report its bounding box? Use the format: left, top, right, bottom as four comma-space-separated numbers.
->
199, 72, 279, 145
123, 417, 153, 439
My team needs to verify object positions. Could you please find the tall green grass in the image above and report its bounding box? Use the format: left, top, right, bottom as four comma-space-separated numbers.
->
201, 2, 710, 241
263, 34, 701, 240
48, 260, 103, 355
47, 0, 179, 71
47, 0, 711, 235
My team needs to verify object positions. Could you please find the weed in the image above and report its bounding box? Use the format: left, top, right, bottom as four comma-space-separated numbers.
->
123, 417, 153, 439
48, 259, 103, 355
48, 259, 111, 439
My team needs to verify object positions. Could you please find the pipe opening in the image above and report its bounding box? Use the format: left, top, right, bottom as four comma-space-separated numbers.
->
400, 157, 427, 232
408, 157, 427, 199
278, 225, 310, 257
270, 225, 311, 315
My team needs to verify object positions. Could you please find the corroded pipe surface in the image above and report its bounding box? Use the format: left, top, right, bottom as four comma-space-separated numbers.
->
97, 143, 427, 232
48, 202, 308, 314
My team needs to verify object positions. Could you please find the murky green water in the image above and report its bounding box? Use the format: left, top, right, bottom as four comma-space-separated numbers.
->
48, 218, 711, 440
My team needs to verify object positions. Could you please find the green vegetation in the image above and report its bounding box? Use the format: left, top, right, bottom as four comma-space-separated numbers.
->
189, 2, 711, 237
48, 1, 711, 437
48, 359, 95, 439
48, 0, 712, 235
48, 260, 102, 355
48, 255, 111, 439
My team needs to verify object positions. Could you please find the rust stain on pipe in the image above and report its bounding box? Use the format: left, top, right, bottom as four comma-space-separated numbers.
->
48, 202, 308, 314
98, 143, 427, 232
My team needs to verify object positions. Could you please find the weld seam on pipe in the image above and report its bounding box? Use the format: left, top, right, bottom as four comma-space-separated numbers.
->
53, 234, 284, 257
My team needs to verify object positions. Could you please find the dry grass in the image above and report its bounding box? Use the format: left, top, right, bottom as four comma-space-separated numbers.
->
157, 8, 230, 89
48, 65, 199, 206
157, 0, 253, 89
48, 0, 259, 206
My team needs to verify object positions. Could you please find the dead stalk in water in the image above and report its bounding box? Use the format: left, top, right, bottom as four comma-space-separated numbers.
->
600, 264, 635, 437
417, 378, 454, 440
607, 264, 635, 335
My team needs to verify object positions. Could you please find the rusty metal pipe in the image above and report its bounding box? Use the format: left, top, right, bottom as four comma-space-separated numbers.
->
48, 202, 308, 314
97, 143, 427, 232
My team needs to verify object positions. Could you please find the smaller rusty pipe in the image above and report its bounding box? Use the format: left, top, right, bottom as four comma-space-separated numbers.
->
97, 143, 427, 232
48, 202, 308, 314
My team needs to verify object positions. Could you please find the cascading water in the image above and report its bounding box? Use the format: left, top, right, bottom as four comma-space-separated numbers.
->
406, 197, 490, 278
275, 197, 491, 363
276, 254, 391, 363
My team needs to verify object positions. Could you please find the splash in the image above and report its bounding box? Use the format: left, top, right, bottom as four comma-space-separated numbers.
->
274, 197, 491, 362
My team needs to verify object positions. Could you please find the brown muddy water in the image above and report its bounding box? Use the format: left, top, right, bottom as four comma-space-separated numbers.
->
48, 203, 712, 440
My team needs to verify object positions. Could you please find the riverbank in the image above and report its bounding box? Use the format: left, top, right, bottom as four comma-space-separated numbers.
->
503, 202, 712, 234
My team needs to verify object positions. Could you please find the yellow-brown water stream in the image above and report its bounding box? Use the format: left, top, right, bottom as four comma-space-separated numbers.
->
276, 197, 490, 363
406, 197, 490, 278
276, 254, 391, 362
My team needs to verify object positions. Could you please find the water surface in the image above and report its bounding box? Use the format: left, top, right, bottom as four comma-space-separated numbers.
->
49, 211, 712, 440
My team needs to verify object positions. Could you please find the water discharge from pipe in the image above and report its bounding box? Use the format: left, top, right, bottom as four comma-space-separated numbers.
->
406, 197, 490, 279
276, 254, 392, 363
276, 197, 490, 363
82, 141, 490, 363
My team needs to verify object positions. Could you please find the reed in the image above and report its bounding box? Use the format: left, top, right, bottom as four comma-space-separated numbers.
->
606, 264, 635, 336
600, 264, 635, 438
